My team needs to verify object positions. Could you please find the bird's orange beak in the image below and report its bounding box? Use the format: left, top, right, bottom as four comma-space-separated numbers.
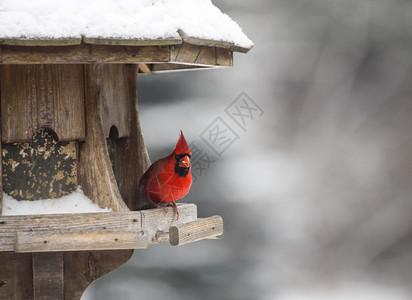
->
178, 155, 190, 168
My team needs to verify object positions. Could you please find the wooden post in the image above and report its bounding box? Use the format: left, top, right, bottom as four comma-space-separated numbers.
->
103, 64, 151, 210
32, 252, 64, 300
79, 64, 129, 212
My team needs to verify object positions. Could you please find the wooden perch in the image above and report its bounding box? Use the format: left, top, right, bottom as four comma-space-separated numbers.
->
169, 215, 223, 246
0, 204, 222, 252
15, 228, 148, 253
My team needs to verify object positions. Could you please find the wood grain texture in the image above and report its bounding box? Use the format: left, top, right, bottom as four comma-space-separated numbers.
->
1, 38, 82, 46
0, 126, 2, 215
16, 228, 148, 252
0, 252, 33, 299
0, 205, 198, 251
101, 64, 131, 138
32, 252, 64, 300
142, 203, 198, 244
83, 37, 182, 46
177, 29, 252, 53
216, 47, 233, 67
0, 44, 170, 64
64, 250, 134, 300
79, 64, 129, 212
0, 204, 216, 298
169, 215, 223, 246
0, 64, 85, 143
170, 43, 233, 67
105, 65, 151, 210
0, 211, 141, 251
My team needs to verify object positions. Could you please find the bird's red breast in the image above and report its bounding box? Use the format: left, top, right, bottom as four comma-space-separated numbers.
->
139, 131, 192, 204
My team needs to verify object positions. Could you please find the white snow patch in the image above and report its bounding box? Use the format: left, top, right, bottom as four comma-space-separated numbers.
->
0, 0, 253, 49
1, 186, 112, 216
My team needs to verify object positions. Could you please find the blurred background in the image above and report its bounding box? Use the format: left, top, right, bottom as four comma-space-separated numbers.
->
83, 0, 412, 299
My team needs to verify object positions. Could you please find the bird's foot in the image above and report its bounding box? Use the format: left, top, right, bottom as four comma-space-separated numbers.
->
167, 202, 180, 221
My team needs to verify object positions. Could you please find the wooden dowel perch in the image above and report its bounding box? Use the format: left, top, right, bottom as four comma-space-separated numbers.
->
169, 215, 224, 246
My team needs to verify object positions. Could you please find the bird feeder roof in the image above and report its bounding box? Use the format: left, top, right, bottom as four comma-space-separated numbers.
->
0, 0, 253, 71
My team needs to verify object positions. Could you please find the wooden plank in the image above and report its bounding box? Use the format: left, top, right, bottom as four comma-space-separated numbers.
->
32, 252, 64, 300
169, 215, 223, 246
195, 46, 217, 66
177, 29, 252, 53
151, 63, 209, 73
0, 252, 34, 299
16, 228, 148, 252
79, 64, 129, 212
1, 38, 82, 46
0, 204, 201, 250
171, 43, 201, 64
101, 64, 131, 138
0, 211, 143, 252
0, 121, 2, 215
216, 47, 233, 67
0, 205, 197, 251
0, 64, 85, 142
170, 43, 233, 68
0, 44, 170, 64
106, 65, 151, 210
83, 37, 181, 46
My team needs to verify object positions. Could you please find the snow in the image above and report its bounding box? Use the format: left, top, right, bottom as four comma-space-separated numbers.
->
0, 0, 253, 49
1, 186, 112, 216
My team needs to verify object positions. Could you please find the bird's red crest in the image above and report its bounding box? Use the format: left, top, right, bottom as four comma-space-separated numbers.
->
174, 130, 191, 155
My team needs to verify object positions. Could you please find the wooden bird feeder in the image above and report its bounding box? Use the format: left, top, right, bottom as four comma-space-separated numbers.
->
0, 2, 252, 299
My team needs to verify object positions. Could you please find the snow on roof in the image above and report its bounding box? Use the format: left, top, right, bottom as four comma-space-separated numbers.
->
1, 186, 112, 216
0, 0, 253, 50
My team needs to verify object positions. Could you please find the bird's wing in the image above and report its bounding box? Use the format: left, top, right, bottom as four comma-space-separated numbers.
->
139, 157, 170, 186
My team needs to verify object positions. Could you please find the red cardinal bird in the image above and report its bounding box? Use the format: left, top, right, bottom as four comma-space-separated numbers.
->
139, 130, 192, 218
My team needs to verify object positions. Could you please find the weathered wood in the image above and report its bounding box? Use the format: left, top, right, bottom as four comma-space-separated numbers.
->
170, 43, 233, 67
0, 252, 33, 299
0, 44, 233, 70
1, 38, 82, 46
151, 63, 209, 73
0, 64, 85, 142
177, 29, 252, 53
105, 65, 151, 210
101, 64, 131, 138
169, 215, 223, 246
0, 125, 2, 215
83, 37, 182, 46
0, 205, 198, 251
0, 211, 142, 251
0, 44, 170, 64
16, 228, 148, 252
79, 64, 129, 212
142, 203, 198, 244
195, 46, 217, 65
64, 250, 134, 300
32, 252, 64, 300
0, 204, 221, 298
171, 43, 200, 63
216, 47, 233, 67
138, 63, 151, 73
